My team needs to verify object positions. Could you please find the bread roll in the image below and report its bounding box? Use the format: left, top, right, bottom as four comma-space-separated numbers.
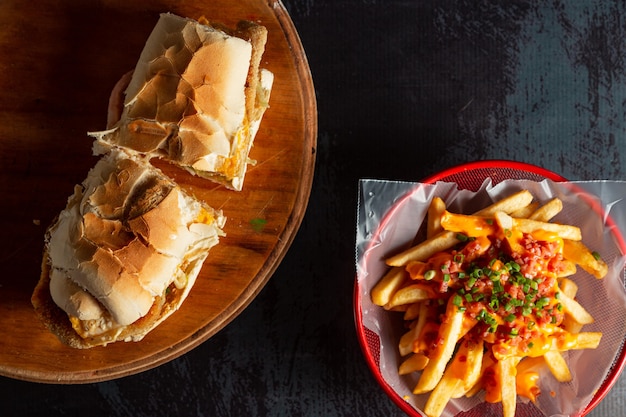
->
32, 150, 225, 348
90, 13, 274, 191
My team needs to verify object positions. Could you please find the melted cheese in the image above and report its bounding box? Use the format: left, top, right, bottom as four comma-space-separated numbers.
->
440, 211, 497, 237
70, 315, 124, 342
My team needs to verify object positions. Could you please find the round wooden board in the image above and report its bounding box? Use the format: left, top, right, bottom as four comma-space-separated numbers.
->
0, 0, 316, 383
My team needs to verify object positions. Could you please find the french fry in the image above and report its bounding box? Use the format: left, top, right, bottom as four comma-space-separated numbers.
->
559, 278, 583, 333
543, 350, 572, 382
513, 216, 582, 240
498, 356, 519, 417
494, 210, 513, 230
558, 291, 595, 325
403, 302, 422, 321
473, 189, 534, 217
386, 231, 459, 267
386, 284, 436, 309
559, 277, 579, 296
465, 353, 496, 398
371, 266, 406, 306
528, 197, 563, 222
423, 344, 469, 417
562, 239, 608, 279
399, 301, 431, 356
511, 201, 539, 219
496, 211, 582, 240
515, 357, 542, 402
560, 332, 602, 350
413, 300, 467, 394
427, 197, 446, 238
557, 260, 578, 278
424, 371, 462, 417
399, 352, 429, 375
494, 211, 524, 253
452, 338, 484, 398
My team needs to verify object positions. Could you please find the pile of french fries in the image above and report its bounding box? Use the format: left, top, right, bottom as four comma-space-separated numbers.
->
371, 190, 608, 417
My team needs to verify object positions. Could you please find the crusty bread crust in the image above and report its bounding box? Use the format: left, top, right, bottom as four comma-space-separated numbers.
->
33, 246, 201, 349
92, 14, 273, 191
32, 253, 92, 349
213, 20, 268, 124
33, 150, 224, 348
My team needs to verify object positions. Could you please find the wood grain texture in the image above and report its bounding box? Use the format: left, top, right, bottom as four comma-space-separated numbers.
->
0, 0, 316, 383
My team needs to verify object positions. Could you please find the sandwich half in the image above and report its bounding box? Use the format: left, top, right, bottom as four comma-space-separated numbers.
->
91, 13, 274, 191
32, 149, 225, 348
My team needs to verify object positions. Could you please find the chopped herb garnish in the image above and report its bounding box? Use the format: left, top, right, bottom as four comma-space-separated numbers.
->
453, 294, 463, 307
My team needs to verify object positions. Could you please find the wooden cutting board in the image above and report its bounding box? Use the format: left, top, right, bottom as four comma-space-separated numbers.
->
0, 0, 316, 383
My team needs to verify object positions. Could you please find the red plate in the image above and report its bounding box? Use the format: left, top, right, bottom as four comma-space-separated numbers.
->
354, 160, 626, 417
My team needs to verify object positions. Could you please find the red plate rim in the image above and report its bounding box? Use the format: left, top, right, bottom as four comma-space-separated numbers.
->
354, 160, 626, 417
421, 160, 567, 184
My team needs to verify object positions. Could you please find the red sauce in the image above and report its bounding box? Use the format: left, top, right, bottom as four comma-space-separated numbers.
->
413, 231, 569, 357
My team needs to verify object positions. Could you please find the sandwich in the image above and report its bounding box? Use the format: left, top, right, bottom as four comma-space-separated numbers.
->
91, 13, 274, 191
32, 150, 225, 348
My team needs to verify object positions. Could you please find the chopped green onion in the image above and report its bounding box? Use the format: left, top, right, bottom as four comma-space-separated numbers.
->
456, 233, 469, 242
536, 297, 550, 309
424, 270, 436, 280
453, 294, 463, 307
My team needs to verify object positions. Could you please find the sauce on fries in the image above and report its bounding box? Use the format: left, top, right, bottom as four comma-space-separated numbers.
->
372, 190, 608, 417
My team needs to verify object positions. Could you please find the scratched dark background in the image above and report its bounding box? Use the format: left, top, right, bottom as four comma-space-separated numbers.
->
2, 0, 626, 416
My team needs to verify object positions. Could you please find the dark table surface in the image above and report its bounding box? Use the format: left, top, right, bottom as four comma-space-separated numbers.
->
2, 0, 626, 416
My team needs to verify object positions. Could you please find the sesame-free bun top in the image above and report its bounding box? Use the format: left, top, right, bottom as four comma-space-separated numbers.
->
33, 150, 225, 348
91, 13, 274, 191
